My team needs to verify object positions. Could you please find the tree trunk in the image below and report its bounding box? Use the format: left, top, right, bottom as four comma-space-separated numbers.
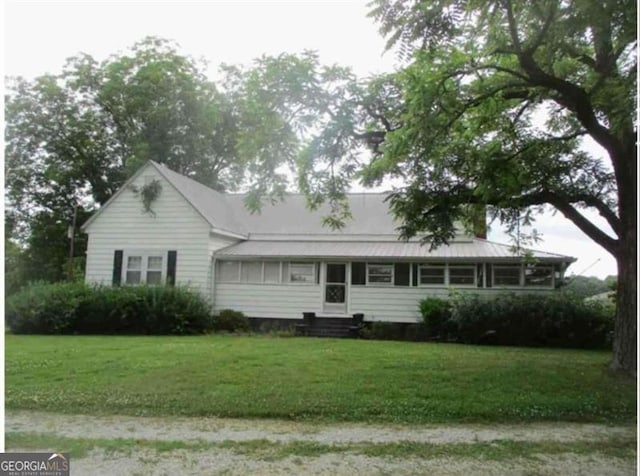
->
610, 232, 637, 377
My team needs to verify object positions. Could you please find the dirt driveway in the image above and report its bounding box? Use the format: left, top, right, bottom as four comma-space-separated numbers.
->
6, 411, 636, 475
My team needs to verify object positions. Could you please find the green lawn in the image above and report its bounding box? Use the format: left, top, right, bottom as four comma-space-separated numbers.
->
5, 335, 636, 424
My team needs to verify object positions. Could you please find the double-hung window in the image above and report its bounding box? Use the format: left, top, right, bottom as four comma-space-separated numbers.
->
124, 253, 165, 285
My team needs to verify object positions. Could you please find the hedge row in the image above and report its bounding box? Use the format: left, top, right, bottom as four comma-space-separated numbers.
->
5, 282, 250, 335
420, 293, 614, 349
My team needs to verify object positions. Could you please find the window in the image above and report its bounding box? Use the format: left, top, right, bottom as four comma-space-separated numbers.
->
218, 261, 240, 282
125, 256, 142, 284
264, 262, 280, 283
524, 265, 553, 287
493, 265, 521, 286
289, 262, 315, 283
241, 261, 262, 283
419, 264, 446, 285
367, 263, 393, 284
449, 266, 475, 286
124, 253, 164, 285
146, 256, 164, 284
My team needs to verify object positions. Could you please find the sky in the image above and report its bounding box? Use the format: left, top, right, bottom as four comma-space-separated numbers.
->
3, 0, 618, 279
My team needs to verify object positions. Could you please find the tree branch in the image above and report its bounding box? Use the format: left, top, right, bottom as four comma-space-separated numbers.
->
545, 192, 618, 256
572, 193, 621, 236
415, 185, 619, 257
524, 2, 557, 55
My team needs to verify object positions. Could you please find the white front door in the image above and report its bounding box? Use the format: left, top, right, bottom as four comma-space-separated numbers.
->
323, 262, 347, 314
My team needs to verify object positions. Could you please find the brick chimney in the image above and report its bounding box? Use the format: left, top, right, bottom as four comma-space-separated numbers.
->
472, 205, 487, 239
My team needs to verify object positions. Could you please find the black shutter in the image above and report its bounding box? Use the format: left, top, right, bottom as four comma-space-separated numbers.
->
486, 264, 493, 288
394, 263, 410, 286
167, 250, 177, 286
351, 262, 366, 285
112, 250, 123, 286
412, 263, 418, 286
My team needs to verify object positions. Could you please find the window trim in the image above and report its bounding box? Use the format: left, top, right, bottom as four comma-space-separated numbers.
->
122, 251, 167, 286
366, 263, 394, 286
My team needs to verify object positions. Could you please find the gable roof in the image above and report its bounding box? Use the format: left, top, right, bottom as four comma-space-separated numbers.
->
81, 161, 248, 237
156, 163, 405, 237
81, 161, 575, 263
152, 163, 248, 237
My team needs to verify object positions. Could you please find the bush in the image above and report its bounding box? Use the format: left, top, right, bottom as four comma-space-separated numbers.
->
6, 282, 93, 334
212, 309, 251, 333
419, 297, 453, 338
6, 283, 214, 335
447, 292, 613, 349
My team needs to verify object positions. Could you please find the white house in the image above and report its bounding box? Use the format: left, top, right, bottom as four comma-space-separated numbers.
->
81, 161, 575, 324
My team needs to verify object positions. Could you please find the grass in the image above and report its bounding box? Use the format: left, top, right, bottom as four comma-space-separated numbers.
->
6, 432, 636, 462
5, 335, 636, 424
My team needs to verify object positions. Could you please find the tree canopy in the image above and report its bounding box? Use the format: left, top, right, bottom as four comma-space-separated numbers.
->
5, 38, 244, 286
237, 1, 637, 373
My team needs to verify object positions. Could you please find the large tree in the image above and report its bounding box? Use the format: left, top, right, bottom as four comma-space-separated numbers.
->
298, 0, 636, 374
5, 38, 243, 289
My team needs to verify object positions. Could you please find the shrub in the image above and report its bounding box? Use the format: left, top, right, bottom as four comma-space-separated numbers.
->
212, 309, 251, 333
448, 292, 613, 349
6, 282, 93, 334
76, 285, 214, 335
6, 283, 214, 335
419, 297, 453, 338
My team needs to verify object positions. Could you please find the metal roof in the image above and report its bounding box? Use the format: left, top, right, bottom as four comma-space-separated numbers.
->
153, 162, 404, 236
85, 162, 574, 263
215, 238, 575, 262
153, 163, 249, 236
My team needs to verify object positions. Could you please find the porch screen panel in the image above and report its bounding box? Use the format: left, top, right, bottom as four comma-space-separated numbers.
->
394, 263, 410, 286
264, 262, 280, 283
351, 262, 366, 285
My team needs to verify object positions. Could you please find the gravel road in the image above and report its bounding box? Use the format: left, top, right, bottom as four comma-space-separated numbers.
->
6, 411, 636, 475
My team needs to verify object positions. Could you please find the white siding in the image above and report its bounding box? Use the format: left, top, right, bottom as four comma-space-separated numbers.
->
84, 164, 212, 297
214, 283, 322, 319
209, 233, 238, 255
207, 233, 240, 299
350, 286, 556, 323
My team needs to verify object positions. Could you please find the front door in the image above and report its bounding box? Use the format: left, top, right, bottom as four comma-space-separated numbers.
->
324, 263, 347, 314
